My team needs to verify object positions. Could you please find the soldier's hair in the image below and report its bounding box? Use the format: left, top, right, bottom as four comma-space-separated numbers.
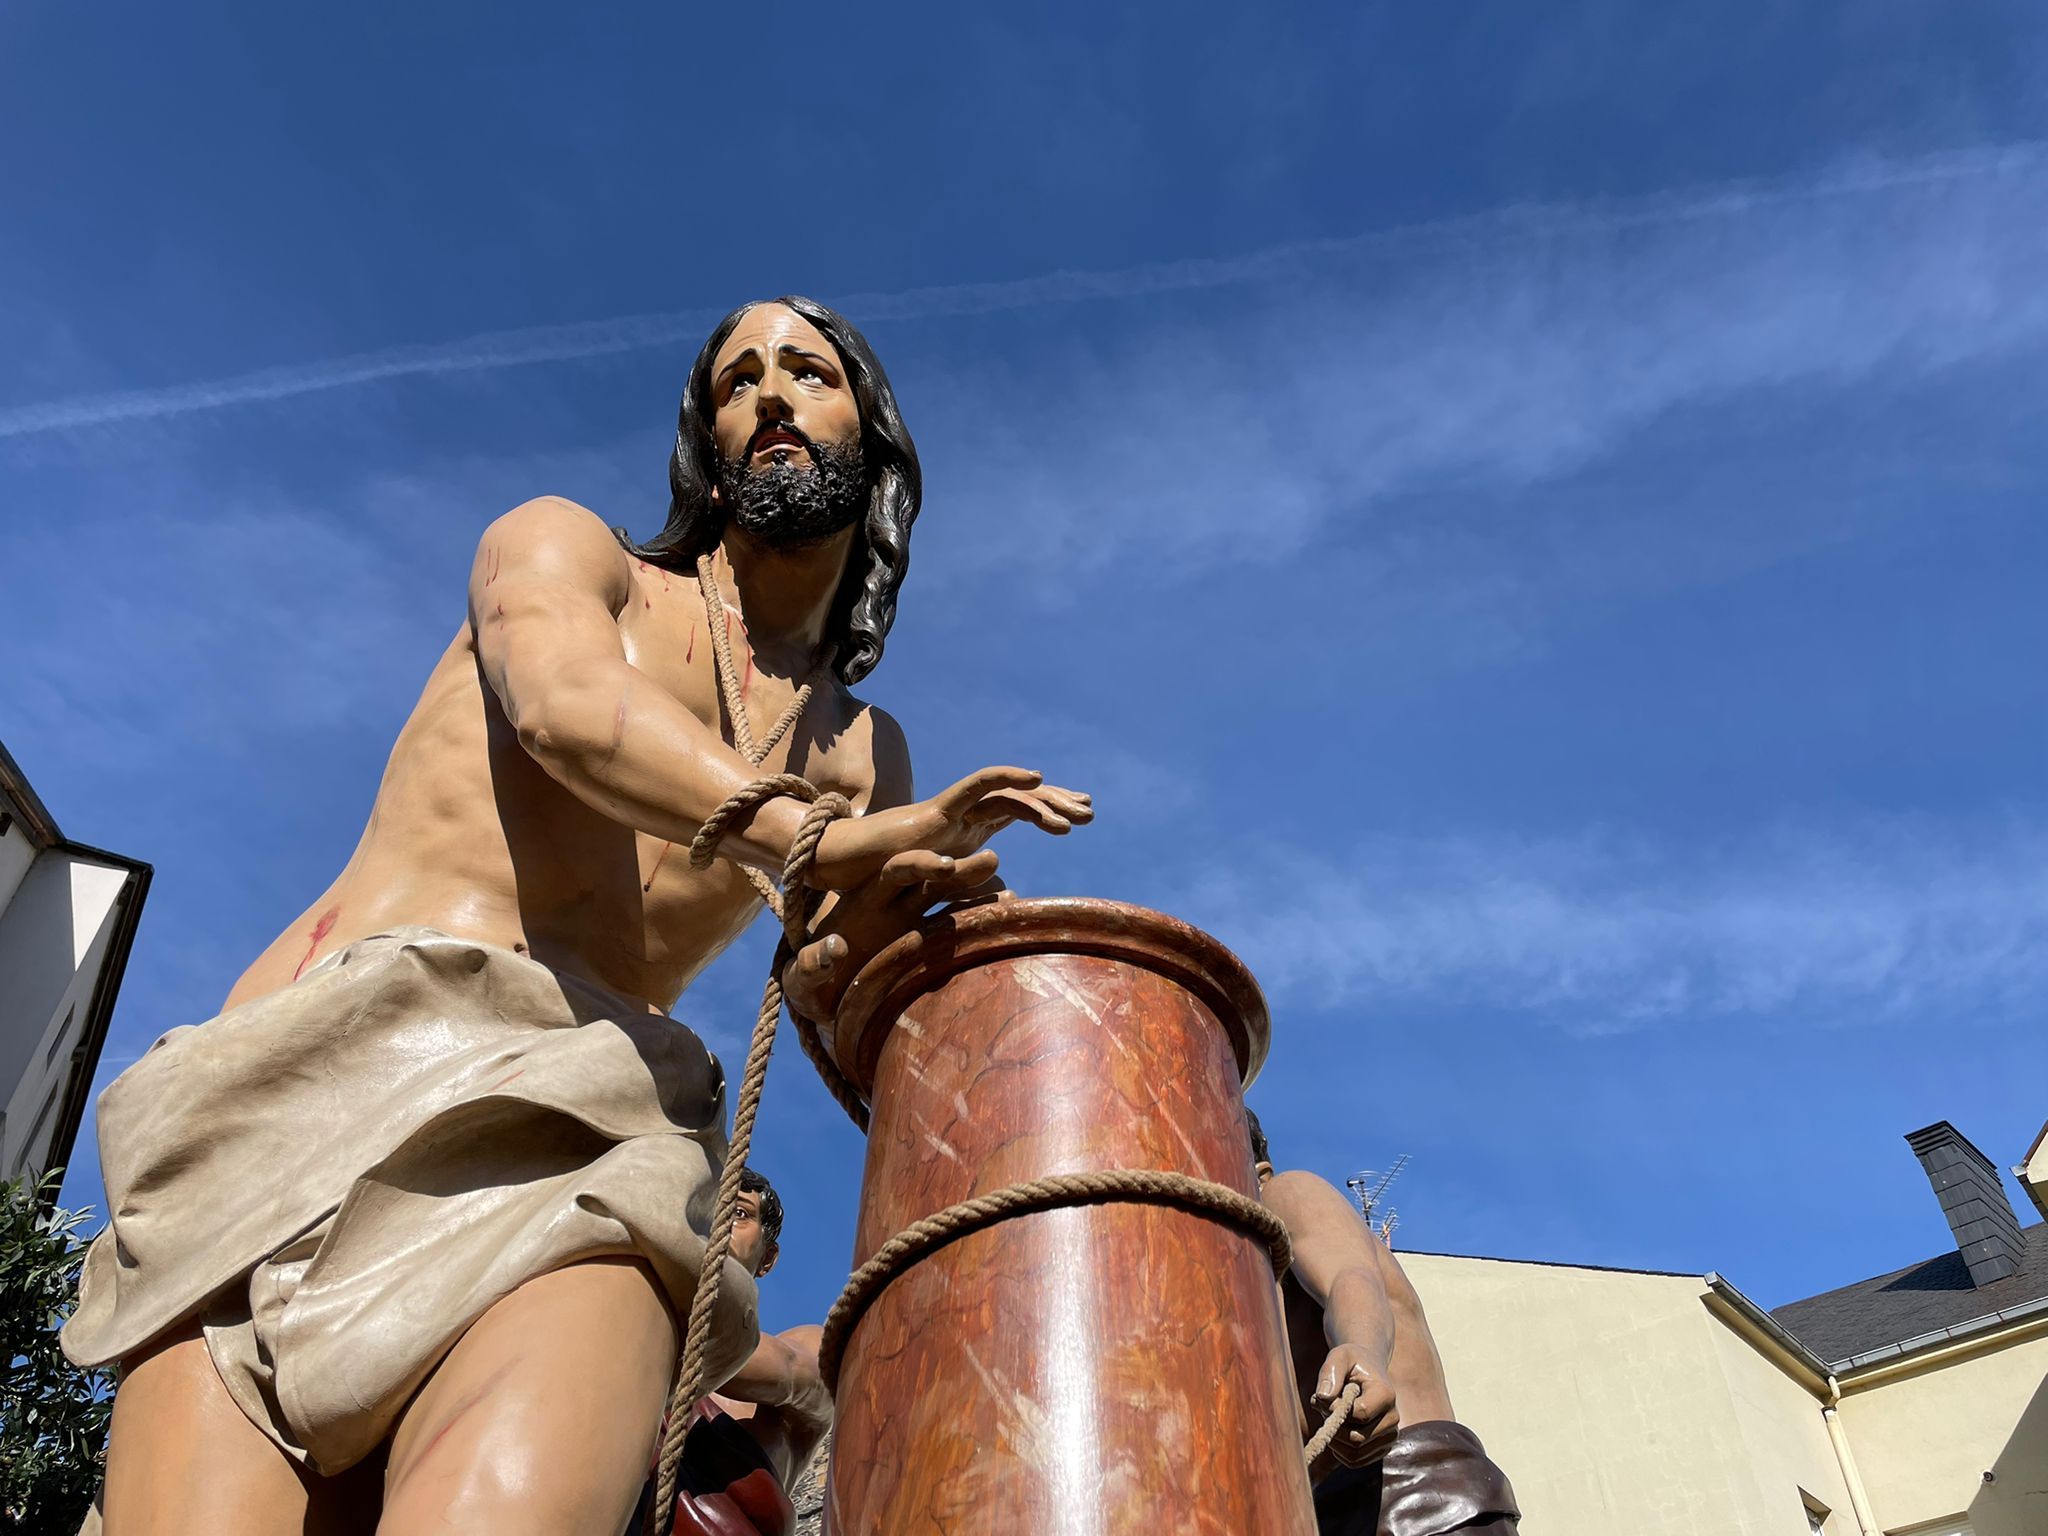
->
1246, 1109, 1271, 1170
617, 295, 922, 688
739, 1166, 784, 1254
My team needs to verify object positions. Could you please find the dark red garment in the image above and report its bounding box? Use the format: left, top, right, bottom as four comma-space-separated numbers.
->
658, 1399, 797, 1536
1314, 1420, 1521, 1536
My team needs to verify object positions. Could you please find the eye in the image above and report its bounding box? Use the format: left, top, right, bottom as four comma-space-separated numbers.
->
727, 374, 755, 397
795, 365, 825, 384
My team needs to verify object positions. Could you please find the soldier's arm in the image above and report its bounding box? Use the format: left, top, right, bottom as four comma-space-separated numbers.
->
1369, 1233, 1456, 1423
1262, 1168, 1402, 1464
714, 1325, 832, 1434
1267, 1169, 1457, 1424
1263, 1170, 1398, 1381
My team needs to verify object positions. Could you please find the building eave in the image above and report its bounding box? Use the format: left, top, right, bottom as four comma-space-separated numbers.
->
1703, 1271, 1832, 1395
2019, 1117, 2048, 1225
0, 739, 63, 848
1831, 1293, 2048, 1385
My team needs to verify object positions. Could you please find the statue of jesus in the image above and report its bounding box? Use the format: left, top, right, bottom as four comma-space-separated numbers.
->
64, 296, 1091, 1535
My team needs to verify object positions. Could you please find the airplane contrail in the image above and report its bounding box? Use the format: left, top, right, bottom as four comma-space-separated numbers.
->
2, 142, 2039, 441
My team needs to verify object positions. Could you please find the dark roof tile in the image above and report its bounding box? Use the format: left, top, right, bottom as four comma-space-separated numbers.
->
1770, 1221, 2048, 1365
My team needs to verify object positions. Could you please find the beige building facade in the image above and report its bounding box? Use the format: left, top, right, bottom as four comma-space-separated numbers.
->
1407, 1119, 2048, 1536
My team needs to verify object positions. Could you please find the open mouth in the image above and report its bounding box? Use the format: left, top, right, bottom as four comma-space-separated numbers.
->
749, 425, 810, 457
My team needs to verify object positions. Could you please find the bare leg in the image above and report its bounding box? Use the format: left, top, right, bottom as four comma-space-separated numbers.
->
102, 1324, 378, 1536
378, 1257, 679, 1536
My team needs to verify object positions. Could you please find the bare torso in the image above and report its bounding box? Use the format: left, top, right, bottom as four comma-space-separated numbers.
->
228, 546, 884, 1015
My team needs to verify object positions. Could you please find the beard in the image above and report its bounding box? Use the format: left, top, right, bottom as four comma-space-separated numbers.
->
719, 436, 869, 550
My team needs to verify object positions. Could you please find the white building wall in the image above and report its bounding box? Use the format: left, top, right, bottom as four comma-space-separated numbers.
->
0, 810, 37, 920
0, 849, 130, 1180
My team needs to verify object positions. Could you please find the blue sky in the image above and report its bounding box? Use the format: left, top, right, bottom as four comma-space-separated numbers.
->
5, 2, 2046, 1334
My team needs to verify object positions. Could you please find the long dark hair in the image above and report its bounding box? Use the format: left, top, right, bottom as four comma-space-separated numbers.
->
616, 296, 921, 687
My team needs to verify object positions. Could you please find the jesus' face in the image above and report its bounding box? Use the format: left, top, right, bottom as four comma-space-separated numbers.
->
708, 303, 868, 548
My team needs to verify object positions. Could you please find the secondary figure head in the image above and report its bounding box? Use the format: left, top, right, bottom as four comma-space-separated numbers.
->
731, 1166, 785, 1279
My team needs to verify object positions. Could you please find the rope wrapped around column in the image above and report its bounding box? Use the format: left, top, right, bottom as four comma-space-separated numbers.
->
817, 1169, 1291, 1393
815, 1163, 1370, 1473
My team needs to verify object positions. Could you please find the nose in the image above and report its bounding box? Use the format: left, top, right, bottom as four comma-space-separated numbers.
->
754, 369, 794, 420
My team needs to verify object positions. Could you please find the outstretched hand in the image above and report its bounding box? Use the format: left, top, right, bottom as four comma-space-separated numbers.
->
808, 767, 1090, 891
784, 767, 1091, 1022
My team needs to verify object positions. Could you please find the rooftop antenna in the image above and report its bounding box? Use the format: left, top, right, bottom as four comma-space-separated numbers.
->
1346, 1154, 1410, 1248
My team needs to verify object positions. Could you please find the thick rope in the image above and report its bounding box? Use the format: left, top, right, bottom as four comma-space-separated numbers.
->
696, 553, 821, 766
1303, 1381, 1367, 1465
649, 788, 846, 1530
816, 1169, 1290, 1394
647, 562, 847, 1534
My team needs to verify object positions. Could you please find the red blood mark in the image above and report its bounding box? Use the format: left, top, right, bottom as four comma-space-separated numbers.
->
388, 1365, 514, 1497
486, 1067, 526, 1091
742, 650, 753, 692
643, 841, 672, 892
494, 602, 504, 619
482, 546, 502, 586
292, 907, 340, 981
643, 598, 652, 609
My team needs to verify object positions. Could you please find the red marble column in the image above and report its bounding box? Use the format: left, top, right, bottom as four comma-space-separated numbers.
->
819, 898, 1314, 1535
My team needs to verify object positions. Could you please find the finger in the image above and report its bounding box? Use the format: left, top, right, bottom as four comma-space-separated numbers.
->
783, 936, 850, 1019
1036, 786, 1096, 823
914, 849, 1000, 898
941, 766, 1042, 809
880, 850, 960, 888
798, 933, 850, 977
923, 871, 1008, 912
963, 789, 1070, 834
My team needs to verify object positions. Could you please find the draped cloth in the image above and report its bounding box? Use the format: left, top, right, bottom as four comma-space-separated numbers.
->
62, 927, 758, 1475
1315, 1421, 1522, 1536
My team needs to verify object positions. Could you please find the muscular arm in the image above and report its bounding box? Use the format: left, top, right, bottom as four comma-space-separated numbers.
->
1263, 1171, 1398, 1382
471, 498, 817, 873
714, 1326, 829, 1419
1369, 1234, 1456, 1423
1265, 1170, 1456, 1424
474, 499, 1086, 893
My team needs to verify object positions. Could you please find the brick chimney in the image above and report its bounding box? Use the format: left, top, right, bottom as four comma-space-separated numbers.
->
1906, 1121, 2025, 1287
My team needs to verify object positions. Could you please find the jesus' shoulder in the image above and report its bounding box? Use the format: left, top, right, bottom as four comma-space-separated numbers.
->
470, 494, 913, 831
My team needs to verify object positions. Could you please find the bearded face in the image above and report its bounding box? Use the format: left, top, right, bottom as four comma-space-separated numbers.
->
719, 431, 869, 550
705, 303, 873, 552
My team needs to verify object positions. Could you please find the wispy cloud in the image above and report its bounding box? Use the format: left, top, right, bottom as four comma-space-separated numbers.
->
4, 142, 2041, 441
910, 140, 2048, 593
1179, 819, 2048, 1033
